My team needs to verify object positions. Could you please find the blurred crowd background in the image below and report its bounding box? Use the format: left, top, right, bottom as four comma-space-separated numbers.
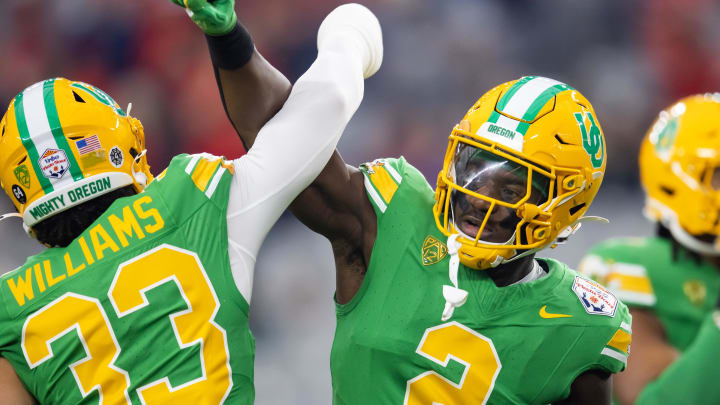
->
1, 0, 719, 403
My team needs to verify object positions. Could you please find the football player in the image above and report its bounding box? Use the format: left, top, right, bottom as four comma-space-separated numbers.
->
0, 2, 383, 403
215, 28, 633, 403
579, 94, 720, 404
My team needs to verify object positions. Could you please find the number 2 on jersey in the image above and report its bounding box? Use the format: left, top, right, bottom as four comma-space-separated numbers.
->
22, 244, 231, 404
404, 321, 501, 405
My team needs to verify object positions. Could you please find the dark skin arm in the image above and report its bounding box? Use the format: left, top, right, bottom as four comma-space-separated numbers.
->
0, 357, 36, 405
214, 48, 291, 149
554, 370, 612, 405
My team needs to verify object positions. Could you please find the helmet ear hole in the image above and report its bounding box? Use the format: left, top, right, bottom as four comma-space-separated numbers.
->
72, 91, 86, 103
569, 203, 586, 216
659, 185, 675, 196
129, 148, 139, 159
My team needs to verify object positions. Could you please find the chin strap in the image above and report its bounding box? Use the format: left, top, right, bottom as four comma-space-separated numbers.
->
442, 234, 469, 321
0, 212, 22, 222
553, 215, 609, 246
131, 149, 149, 188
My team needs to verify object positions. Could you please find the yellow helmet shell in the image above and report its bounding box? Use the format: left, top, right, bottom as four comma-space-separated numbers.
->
640, 93, 720, 254
0, 78, 153, 228
433, 76, 607, 269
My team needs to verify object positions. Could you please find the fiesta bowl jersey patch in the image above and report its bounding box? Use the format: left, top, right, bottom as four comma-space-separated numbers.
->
330, 157, 631, 404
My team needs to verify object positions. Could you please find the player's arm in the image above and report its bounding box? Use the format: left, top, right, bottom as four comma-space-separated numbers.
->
615, 308, 720, 405
554, 370, 612, 405
171, 0, 292, 147
197, 1, 380, 263
289, 154, 377, 303
0, 357, 36, 405
225, 4, 382, 265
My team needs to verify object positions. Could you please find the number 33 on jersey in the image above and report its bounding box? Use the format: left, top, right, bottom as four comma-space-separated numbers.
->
0, 154, 256, 404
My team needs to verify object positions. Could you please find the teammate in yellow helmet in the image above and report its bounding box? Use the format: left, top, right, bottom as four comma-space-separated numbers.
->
216, 37, 632, 403
580, 93, 720, 404
0, 2, 382, 403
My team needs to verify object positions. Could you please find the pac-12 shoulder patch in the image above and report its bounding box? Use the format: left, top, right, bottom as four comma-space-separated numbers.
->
572, 276, 618, 317
422, 235, 448, 265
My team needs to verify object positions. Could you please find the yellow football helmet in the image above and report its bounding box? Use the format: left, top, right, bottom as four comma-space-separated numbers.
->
640, 93, 720, 255
0, 78, 152, 231
433, 76, 607, 270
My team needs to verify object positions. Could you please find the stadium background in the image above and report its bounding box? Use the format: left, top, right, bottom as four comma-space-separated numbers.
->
0, 0, 718, 402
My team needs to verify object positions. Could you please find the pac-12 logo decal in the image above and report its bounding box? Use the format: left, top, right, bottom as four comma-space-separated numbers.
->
13, 165, 31, 188
38, 148, 70, 179
574, 112, 604, 169
572, 276, 617, 317
421, 235, 448, 266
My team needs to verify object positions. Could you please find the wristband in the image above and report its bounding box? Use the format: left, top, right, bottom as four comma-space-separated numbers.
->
206, 23, 254, 70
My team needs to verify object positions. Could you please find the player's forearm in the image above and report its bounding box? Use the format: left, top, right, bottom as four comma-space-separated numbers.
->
633, 311, 720, 404
0, 358, 36, 405
207, 23, 292, 150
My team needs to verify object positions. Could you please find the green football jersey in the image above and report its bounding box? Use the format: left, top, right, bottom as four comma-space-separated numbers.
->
579, 237, 720, 351
0, 154, 254, 404
331, 158, 631, 404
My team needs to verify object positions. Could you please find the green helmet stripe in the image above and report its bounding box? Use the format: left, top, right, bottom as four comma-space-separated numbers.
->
496, 76, 536, 111
487, 76, 536, 126
70, 82, 127, 116
14, 92, 54, 193
43, 79, 84, 181
515, 83, 573, 134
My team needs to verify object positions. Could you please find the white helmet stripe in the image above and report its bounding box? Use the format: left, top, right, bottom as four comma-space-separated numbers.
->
500, 76, 564, 120
22, 81, 76, 191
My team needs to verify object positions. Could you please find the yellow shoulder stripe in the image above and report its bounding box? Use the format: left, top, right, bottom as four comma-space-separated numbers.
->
606, 272, 653, 295
606, 327, 631, 354
191, 158, 223, 193
155, 169, 168, 182
220, 160, 235, 175
368, 165, 399, 204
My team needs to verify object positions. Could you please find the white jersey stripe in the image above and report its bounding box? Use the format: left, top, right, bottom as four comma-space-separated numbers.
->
601, 347, 628, 364
205, 167, 227, 198
384, 162, 403, 184
185, 155, 202, 174
615, 290, 657, 306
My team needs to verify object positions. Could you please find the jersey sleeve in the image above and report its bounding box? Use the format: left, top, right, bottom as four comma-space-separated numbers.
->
595, 303, 633, 373
148, 153, 235, 223
578, 244, 656, 308
359, 157, 407, 216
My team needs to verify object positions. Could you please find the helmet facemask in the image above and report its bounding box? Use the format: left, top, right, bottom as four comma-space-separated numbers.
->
435, 129, 557, 269
449, 144, 550, 245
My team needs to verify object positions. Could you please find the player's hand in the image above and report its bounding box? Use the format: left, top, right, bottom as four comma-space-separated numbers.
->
171, 0, 237, 36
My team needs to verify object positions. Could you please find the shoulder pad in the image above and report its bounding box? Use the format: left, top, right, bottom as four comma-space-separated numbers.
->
579, 253, 656, 307
159, 153, 234, 198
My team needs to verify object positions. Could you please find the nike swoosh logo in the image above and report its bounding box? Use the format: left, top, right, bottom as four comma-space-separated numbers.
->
539, 305, 573, 319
